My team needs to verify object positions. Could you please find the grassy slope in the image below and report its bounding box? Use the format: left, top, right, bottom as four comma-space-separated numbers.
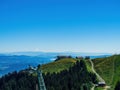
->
41, 58, 93, 74
86, 60, 93, 72
41, 58, 77, 74
93, 55, 120, 90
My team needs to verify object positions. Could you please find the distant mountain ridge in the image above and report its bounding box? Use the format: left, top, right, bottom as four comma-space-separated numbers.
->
0, 55, 53, 76
0, 51, 112, 57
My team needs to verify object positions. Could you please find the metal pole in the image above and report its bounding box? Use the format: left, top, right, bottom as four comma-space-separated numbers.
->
37, 69, 46, 90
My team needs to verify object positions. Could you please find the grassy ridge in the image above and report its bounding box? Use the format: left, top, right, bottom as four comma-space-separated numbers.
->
41, 58, 77, 74
93, 55, 120, 90
41, 58, 93, 74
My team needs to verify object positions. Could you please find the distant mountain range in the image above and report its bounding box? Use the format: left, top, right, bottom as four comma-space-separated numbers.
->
0, 51, 112, 57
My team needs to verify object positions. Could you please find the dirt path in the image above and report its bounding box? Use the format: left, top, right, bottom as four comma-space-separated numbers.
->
89, 59, 111, 90
89, 60, 105, 82
91, 84, 95, 90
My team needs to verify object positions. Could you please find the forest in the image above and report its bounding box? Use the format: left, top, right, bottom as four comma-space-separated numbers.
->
0, 60, 97, 90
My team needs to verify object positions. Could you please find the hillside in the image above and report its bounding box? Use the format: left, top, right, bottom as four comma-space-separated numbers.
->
0, 58, 97, 90
93, 55, 120, 90
43, 60, 97, 90
41, 57, 93, 74
41, 58, 77, 74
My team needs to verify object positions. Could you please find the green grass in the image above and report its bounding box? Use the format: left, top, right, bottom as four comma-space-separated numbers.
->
85, 60, 93, 72
41, 58, 77, 74
41, 58, 92, 74
95, 87, 104, 90
93, 55, 120, 90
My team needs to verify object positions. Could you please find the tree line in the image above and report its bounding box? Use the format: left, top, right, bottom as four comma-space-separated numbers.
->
0, 60, 97, 90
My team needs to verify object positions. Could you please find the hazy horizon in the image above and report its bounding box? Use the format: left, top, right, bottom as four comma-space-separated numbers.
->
0, 51, 113, 55
0, 50, 115, 54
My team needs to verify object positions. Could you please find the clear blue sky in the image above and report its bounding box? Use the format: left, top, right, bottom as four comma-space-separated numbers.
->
0, 0, 120, 53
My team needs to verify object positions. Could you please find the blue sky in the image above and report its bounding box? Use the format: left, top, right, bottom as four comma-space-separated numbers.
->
0, 0, 120, 53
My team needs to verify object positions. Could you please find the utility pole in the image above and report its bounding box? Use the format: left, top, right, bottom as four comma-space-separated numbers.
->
28, 65, 47, 90
37, 69, 46, 90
